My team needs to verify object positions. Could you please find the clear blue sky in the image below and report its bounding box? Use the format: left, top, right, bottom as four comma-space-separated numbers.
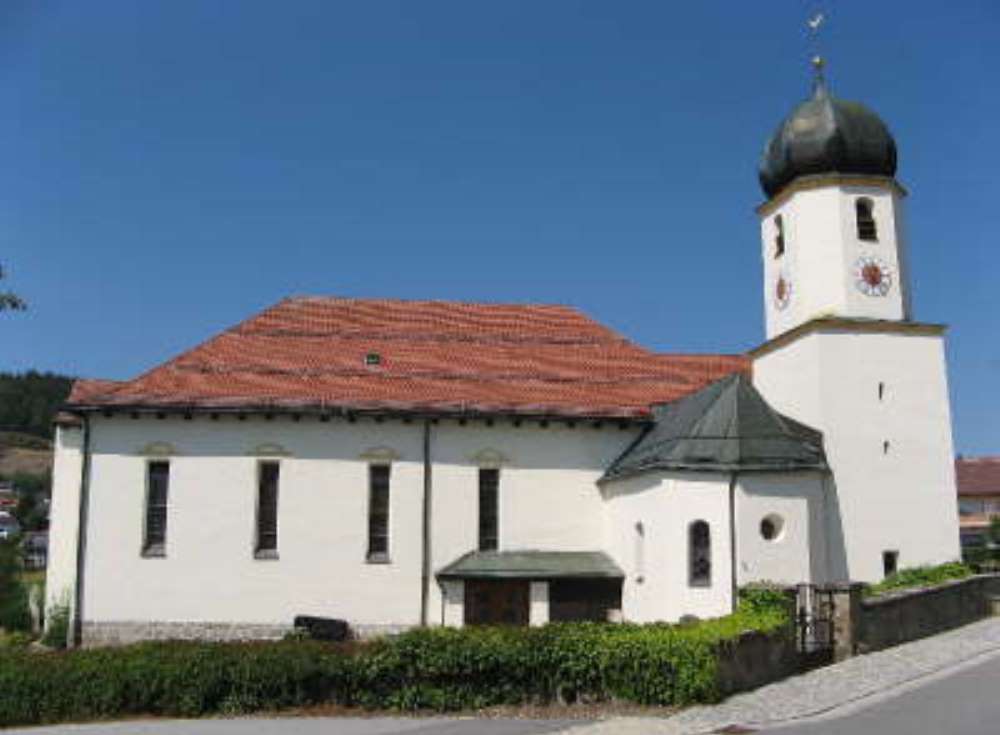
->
1, 2, 997, 454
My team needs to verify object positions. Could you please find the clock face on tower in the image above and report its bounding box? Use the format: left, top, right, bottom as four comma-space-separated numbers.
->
854, 257, 893, 297
774, 273, 792, 310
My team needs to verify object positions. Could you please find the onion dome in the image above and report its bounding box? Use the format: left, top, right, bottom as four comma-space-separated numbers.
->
758, 65, 897, 199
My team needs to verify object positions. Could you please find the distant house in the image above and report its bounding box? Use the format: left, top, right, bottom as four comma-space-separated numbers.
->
21, 531, 48, 570
0, 482, 17, 510
0, 511, 20, 541
956, 457, 1000, 547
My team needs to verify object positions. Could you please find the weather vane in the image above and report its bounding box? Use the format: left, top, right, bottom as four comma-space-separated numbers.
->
806, 10, 827, 90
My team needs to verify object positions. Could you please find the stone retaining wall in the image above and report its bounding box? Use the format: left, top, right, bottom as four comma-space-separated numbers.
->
716, 628, 799, 696
857, 574, 1000, 654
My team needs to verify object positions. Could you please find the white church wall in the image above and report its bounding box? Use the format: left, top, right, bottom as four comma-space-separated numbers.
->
45, 425, 85, 623
754, 329, 961, 583
735, 472, 827, 587
602, 472, 733, 622
61, 414, 639, 637
426, 421, 632, 622
79, 416, 426, 636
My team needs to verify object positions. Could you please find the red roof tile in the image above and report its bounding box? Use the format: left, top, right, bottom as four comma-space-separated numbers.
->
956, 457, 1000, 497
67, 297, 750, 419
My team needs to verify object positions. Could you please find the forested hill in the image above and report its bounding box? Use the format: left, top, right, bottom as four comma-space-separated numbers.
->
0, 371, 75, 439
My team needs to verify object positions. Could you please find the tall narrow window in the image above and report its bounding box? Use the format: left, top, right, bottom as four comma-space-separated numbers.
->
143, 461, 170, 556
367, 464, 391, 561
856, 198, 877, 241
688, 520, 711, 587
256, 461, 280, 558
478, 468, 499, 551
773, 215, 786, 258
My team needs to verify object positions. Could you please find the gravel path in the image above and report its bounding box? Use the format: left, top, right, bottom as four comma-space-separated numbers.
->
564, 616, 1000, 735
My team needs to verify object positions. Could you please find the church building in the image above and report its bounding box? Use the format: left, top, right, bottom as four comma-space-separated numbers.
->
46, 66, 961, 645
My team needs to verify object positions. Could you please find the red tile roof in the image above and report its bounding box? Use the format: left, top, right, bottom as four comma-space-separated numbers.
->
956, 457, 1000, 497
66, 297, 750, 419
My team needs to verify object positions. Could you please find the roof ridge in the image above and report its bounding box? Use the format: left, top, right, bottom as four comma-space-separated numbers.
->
285, 294, 583, 310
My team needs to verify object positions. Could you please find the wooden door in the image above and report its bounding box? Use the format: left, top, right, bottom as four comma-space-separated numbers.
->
464, 580, 530, 626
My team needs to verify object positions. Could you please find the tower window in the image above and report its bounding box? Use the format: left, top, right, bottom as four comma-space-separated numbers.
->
856, 198, 878, 241
773, 215, 786, 258
688, 520, 711, 587
883, 550, 899, 577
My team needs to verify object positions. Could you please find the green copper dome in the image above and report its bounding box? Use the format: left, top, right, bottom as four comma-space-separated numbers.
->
759, 80, 897, 199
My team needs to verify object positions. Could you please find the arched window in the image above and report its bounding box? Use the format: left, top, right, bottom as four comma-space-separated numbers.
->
856, 198, 877, 241
688, 520, 711, 587
773, 215, 786, 258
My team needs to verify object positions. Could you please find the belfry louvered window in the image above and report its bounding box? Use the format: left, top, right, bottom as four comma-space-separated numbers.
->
256, 461, 280, 557
143, 461, 170, 556
856, 198, 878, 241
478, 468, 499, 551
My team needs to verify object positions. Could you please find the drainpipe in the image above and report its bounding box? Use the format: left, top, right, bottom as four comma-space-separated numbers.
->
420, 419, 433, 626
729, 472, 739, 614
72, 413, 93, 647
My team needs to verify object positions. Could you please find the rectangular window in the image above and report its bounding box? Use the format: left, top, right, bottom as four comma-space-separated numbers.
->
143, 461, 170, 556
256, 461, 280, 558
882, 550, 899, 578
367, 464, 390, 561
478, 468, 499, 551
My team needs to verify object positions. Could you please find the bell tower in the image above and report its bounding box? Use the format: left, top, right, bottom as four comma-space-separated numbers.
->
750, 48, 961, 584
757, 58, 912, 340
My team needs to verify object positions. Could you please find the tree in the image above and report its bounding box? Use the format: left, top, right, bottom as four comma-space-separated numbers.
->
0, 263, 26, 312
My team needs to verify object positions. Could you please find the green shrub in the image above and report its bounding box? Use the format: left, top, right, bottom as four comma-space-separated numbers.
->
42, 603, 70, 649
864, 561, 974, 598
0, 539, 31, 633
0, 603, 793, 727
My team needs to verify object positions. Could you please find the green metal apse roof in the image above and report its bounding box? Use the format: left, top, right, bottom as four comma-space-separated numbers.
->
602, 373, 827, 481
437, 550, 624, 580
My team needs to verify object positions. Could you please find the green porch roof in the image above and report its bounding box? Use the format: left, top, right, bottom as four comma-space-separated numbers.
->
437, 550, 624, 580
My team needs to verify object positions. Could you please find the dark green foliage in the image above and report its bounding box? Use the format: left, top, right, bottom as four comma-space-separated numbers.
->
0, 539, 31, 633
738, 583, 792, 616
0, 602, 790, 727
42, 604, 70, 650
864, 561, 974, 598
14, 480, 50, 532
0, 371, 74, 439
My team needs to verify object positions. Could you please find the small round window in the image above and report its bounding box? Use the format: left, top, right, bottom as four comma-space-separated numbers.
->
760, 514, 784, 542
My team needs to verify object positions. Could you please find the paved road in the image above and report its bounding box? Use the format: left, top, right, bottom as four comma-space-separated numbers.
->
3, 717, 580, 735
761, 652, 1000, 735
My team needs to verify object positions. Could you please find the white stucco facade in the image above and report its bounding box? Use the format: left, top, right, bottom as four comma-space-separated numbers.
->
753, 327, 961, 582
761, 180, 912, 340
48, 411, 839, 638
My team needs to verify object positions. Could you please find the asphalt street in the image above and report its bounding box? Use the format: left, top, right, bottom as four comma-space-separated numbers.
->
762, 652, 1000, 735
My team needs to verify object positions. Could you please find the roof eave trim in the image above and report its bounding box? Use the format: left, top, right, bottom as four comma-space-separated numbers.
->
750, 318, 947, 360
64, 401, 655, 424
600, 460, 829, 484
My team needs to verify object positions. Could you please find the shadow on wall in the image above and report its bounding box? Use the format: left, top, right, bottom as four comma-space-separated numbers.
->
824, 476, 850, 582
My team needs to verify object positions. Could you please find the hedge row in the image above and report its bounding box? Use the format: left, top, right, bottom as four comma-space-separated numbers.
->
0, 598, 789, 727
